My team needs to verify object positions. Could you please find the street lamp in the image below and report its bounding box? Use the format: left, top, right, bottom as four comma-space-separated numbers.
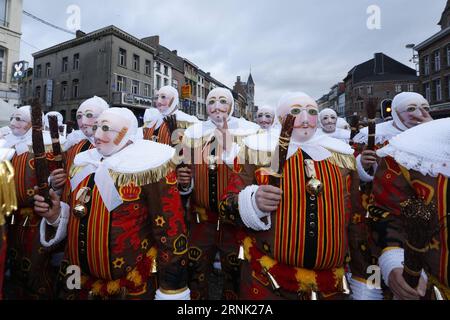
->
406, 43, 419, 75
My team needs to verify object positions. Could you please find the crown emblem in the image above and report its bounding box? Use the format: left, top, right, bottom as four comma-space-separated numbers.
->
119, 183, 141, 202
165, 170, 177, 185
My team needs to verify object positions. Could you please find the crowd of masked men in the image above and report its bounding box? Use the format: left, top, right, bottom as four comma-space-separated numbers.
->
0, 85, 448, 300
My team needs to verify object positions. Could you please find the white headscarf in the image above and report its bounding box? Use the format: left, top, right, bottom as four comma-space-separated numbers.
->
79, 96, 110, 113
336, 117, 350, 130
391, 92, 428, 132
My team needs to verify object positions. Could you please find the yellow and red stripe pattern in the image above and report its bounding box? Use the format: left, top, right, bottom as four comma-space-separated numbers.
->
143, 122, 171, 145
68, 176, 112, 280
192, 142, 233, 213
12, 153, 29, 205
273, 150, 346, 270
437, 174, 449, 286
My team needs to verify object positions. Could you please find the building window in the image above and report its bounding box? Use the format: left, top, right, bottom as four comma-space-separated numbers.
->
116, 75, 126, 92
434, 50, 441, 72
0, 47, 4, 82
46, 63, 51, 77
164, 78, 168, 86
155, 61, 161, 73
61, 81, 68, 100
35, 64, 42, 78
0, 0, 7, 27
35, 86, 41, 99
424, 56, 430, 75
164, 65, 168, 76
156, 75, 161, 90
145, 60, 151, 75
133, 54, 140, 71
424, 83, 431, 101
408, 83, 414, 92
435, 79, 442, 101
72, 79, 79, 98
172, 79, 178, 89
367, 86, 373, 95
144, 83, 151, 97
395, 84, 402, 93
447, 45, 450, 67
62, 57, 68, 73
73, 53, 80, 70
119, 48, 127, 67
132, 80, 139, 95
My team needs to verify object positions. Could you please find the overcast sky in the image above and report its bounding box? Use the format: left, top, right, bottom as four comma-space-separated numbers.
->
20, 0, 447, 106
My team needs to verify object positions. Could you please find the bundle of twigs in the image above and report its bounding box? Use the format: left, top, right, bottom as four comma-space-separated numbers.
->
48, 115, 64, 170
348, 114, 360, 146
268, 114, 295, 188
31, 99, 52, 207
400, 197, 436, 288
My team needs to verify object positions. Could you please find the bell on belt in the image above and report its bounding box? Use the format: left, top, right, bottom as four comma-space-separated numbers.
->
10, 213, 15, 225
22, 215, 30, 227
306, 178, 323, 196
310, 290, 318, 300
207, 155, 218, 171
196, 212, 201, 224
264, 268, 280, 293
151, 255, 158, 273
238, 244, 245, 260
342, 274, 351, 295
73, 187, 91, 218
433, 286, 444, 300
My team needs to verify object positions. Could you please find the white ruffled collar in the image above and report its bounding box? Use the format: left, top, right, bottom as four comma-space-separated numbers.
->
65, 130, 93, 150
4, 129, 32, 155
353, 120, 402, 145
74, 139, 174, 174
244, 130, 354, 162
376, 119, 450, 178
316, 128, 351, 141
184, 116, 260, 140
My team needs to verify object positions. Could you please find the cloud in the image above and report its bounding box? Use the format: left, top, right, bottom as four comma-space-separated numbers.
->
21, 0, 446, 106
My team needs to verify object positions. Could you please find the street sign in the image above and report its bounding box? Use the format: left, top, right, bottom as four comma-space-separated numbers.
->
181, 85, 191, 99
45, 79, 53, 107
11, 61, 28, 81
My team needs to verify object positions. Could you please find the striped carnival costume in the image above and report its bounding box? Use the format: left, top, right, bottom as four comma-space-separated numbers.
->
37, 108, 190, 300
219, 92, 364, 300
181, 87, 259, 300
369, 119, 450, 300
350, 92, 433, 299
3, 106, 66, 299
140, 86, 199, 146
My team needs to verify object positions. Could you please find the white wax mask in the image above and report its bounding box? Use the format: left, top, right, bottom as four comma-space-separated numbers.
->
319, 109, 337, 133
9, 106, 32, 137
206, 89, 233, 127
396, 101, 431, 129
256, 111, 275, 129
94, 112, 130, 157
155, 86, 176, 115
277, 92, 319, 143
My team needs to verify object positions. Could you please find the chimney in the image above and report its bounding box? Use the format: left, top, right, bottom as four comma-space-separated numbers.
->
207, 72, 211, 76
172, 50, 177, 55
237, 76, 241, 83
141, 35, 160, 47
374, 53, 384, 74
76, 30, 86, 38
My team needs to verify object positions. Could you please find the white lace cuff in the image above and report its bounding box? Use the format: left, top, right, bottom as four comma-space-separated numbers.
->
238, 185, 271, 231
348, 275, 383, 300
379, 247, 428, 288
154, 288, 190, 300
40, 202, 70, 248
178, 178, 194, 196
356, 154, 377, 182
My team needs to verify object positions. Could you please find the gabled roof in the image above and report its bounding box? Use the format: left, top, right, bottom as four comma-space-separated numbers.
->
345, 53, 417, 84
33, 25, 156, 58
